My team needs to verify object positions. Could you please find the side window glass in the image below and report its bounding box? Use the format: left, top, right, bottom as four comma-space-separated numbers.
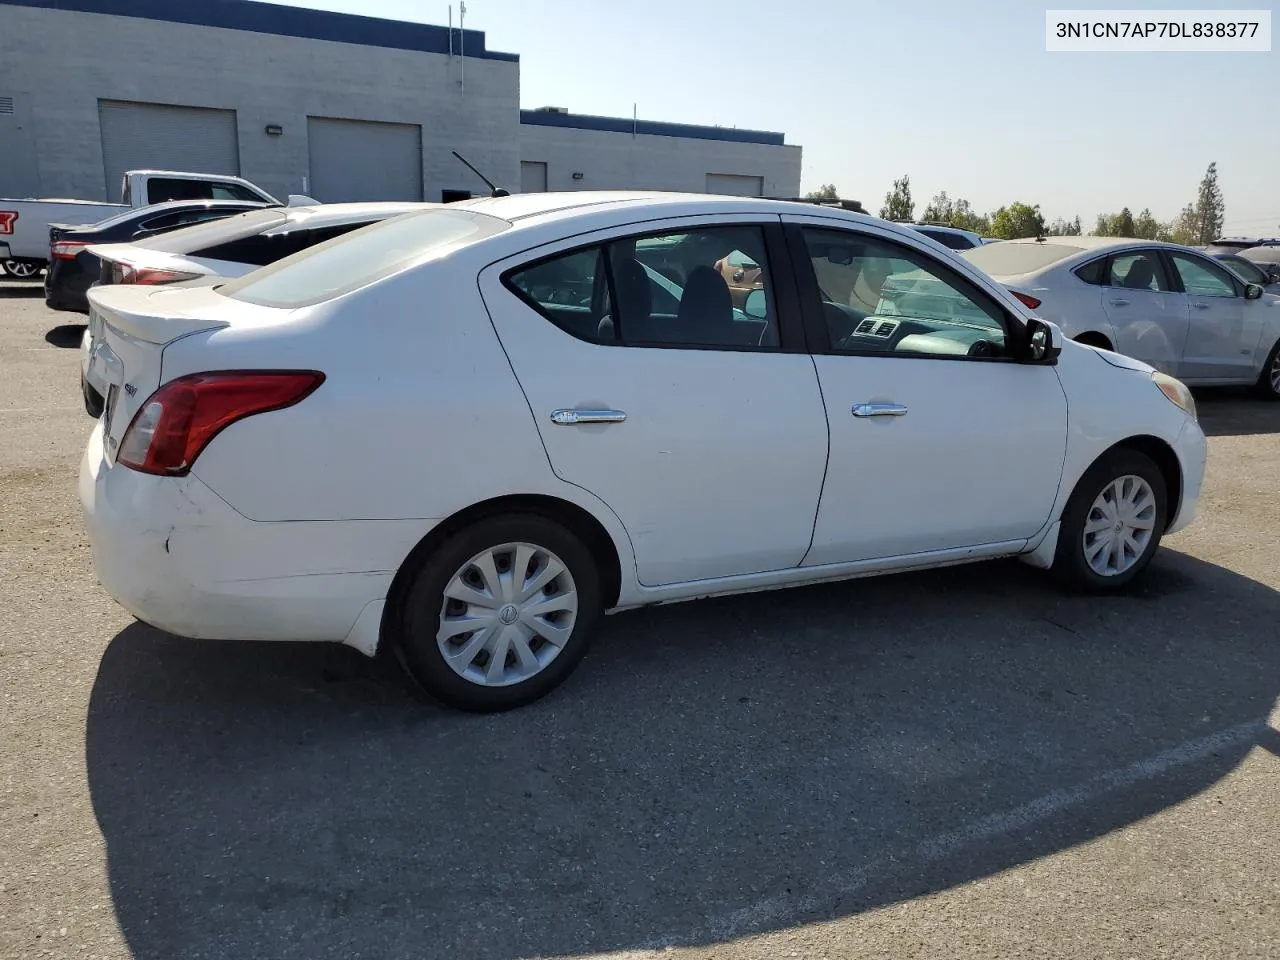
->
1171, 253, 1238, 298
801, 227, 1008, 358
507, 246, 613, 343
146, 178, 214, 203
607, 226, 779, 349
211, 184, 261, 202
1105, 252, 1170, 291
1074, 259, 1105, 285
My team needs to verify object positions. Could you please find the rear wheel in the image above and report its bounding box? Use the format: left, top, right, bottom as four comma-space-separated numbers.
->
394, 514, 603, 712
1052, 449, 1168, 591
1252, 338, 1280, 401
3, 259, 42, 280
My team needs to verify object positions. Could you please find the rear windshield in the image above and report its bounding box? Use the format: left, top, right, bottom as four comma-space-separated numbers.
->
218, 208, 511, 308
960, 241, 1085, 277
134, 207, 289, 253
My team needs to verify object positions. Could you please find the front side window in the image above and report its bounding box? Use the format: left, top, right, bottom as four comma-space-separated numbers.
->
506, 225, 780, 350
1105, 251, 1171, 291
801, 228, 1009, 358
1170, 253, 1238, 298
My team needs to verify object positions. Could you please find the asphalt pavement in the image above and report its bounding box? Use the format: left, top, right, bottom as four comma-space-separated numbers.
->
1, 279, 1276, 960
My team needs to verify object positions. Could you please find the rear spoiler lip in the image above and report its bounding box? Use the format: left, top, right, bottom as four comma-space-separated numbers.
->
86, 284, 229, 345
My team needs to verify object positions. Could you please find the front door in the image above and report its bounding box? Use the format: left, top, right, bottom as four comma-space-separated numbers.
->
1167, 250, 1260, 382
1098, 249, 1189, 376
783, 218, 1068, 566
479, 218, 829, 587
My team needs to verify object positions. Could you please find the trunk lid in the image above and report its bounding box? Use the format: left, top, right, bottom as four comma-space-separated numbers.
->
86, 285, 235, 461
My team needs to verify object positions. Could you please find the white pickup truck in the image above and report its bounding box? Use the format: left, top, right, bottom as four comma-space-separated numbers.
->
0, 170, 289, 277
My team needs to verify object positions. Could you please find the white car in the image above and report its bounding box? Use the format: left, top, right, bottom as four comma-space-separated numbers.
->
962, 237, 1280, 399
80, 193, 1207, 712
79, 202, 434, 416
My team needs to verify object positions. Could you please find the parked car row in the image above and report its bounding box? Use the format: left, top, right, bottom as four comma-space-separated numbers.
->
78, 191, 1208, 713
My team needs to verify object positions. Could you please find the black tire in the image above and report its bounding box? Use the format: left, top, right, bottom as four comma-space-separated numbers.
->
1052, 448, 1168, 592
1252, 338, 1280, 401
394, 513, 603, 712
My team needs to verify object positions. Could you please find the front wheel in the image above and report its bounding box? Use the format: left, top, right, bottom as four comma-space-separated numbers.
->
1052, 449, 1168, 591
394, 514, 603, 712
1253, 338, 1280, 401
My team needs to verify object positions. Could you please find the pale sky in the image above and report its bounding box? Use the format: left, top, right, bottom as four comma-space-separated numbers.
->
268, 0, 1280, 233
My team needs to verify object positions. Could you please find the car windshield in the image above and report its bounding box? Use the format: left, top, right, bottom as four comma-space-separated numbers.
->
219, 208, 511, 308
135, 207, 289, 252
961, 242, 1085, 277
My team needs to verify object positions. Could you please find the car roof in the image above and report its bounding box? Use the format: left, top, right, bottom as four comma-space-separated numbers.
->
451, 190, 914, 238
992, 235, 1185, 253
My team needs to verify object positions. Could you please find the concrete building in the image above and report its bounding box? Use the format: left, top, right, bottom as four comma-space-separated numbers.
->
0, 0, 801, 204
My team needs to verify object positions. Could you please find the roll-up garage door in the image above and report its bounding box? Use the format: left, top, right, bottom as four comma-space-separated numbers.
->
99, 100, 239, 200
705, 173, 764, 196
307, 117, 423, 202
521, 161, 548, 193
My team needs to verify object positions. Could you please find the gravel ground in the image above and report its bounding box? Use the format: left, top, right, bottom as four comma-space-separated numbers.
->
1, 280, 1277, 960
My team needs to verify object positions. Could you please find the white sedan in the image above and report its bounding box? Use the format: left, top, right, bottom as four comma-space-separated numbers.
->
961, 236, 1280, 399
80, 193, 1207, 711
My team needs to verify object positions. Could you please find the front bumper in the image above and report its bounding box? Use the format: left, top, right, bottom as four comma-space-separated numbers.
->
1166, 416, 1207, 536
79, 423, 436, 651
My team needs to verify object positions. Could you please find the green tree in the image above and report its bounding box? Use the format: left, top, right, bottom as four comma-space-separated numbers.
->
1046, 216, 1082, 236
1169, 203, 1198, 245
989, 201, 1045, 240
1193, 161, 1225, 245
921, 191, 989, 234
805, 183, 839, 201
879, 174, 914, 221
1132, 208, 1169, 240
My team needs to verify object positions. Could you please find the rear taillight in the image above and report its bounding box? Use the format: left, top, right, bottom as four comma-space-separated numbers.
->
1011, 290, 1042, 310
51, 241, 90, 260
114, 262, 200, 285
116, 371, 325, 476
0, 211, 16, 235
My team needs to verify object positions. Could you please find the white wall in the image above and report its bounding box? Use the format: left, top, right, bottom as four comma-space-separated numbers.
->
0, 5, 519, 202
518, 124, 802, 197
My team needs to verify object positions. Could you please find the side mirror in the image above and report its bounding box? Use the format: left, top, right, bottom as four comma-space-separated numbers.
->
1244, 282, 1264, 300
1026, 317, 1061, 364
742, 288, 768, 320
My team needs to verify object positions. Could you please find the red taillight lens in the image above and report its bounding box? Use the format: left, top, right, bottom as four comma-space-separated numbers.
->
1012, 290, 1042, 310
114, 262, 200, 285
116, 371, 325, 476
51, 241, 90, 260
0, 211, 16, 235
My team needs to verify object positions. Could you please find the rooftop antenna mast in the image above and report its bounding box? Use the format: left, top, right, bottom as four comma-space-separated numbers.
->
452, 150, 509, 197
459, 1, 466, 94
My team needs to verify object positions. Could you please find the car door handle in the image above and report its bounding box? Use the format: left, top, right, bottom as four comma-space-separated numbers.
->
1108, 298, 1130, 306
1192, 302, 1211, 310
550, 408, 627, 425
852, 402, 908, 418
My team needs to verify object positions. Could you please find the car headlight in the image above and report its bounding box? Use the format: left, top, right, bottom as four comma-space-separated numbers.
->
1152, 372, 1197, 421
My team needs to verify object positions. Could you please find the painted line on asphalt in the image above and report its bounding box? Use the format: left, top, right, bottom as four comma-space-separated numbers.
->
636, 717, 1272, 952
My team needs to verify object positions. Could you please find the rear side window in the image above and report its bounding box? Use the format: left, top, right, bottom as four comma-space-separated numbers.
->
1074, 258, 1105, 285
211, 184, 266, 202
220, 208, 510, 307
146, 178, 215, 203
1104, 251, 1172, 291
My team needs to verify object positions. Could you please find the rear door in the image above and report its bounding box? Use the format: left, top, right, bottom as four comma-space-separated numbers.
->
1098, 248, 1189, 375
1167, 250, 1261, 381
479, 217, 829, 587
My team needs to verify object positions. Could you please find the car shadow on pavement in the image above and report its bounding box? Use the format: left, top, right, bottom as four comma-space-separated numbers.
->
44, 323, 86, 348
1194, 391, 1280, 437
85, 552, 1279, 960
0, 284, 43, 298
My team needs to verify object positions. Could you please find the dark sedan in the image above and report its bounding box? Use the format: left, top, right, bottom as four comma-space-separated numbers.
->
44, 199, 273, 313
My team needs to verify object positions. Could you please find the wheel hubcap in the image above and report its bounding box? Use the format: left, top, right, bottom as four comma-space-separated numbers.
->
4, 261, 39, 279
1269, 351, 1280, 393
436, 541, 578, 687
1082, 475, 1157, 577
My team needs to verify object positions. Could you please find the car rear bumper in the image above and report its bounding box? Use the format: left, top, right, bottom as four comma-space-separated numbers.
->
1167, 416, 1207, 536
79, 422, 437, 653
